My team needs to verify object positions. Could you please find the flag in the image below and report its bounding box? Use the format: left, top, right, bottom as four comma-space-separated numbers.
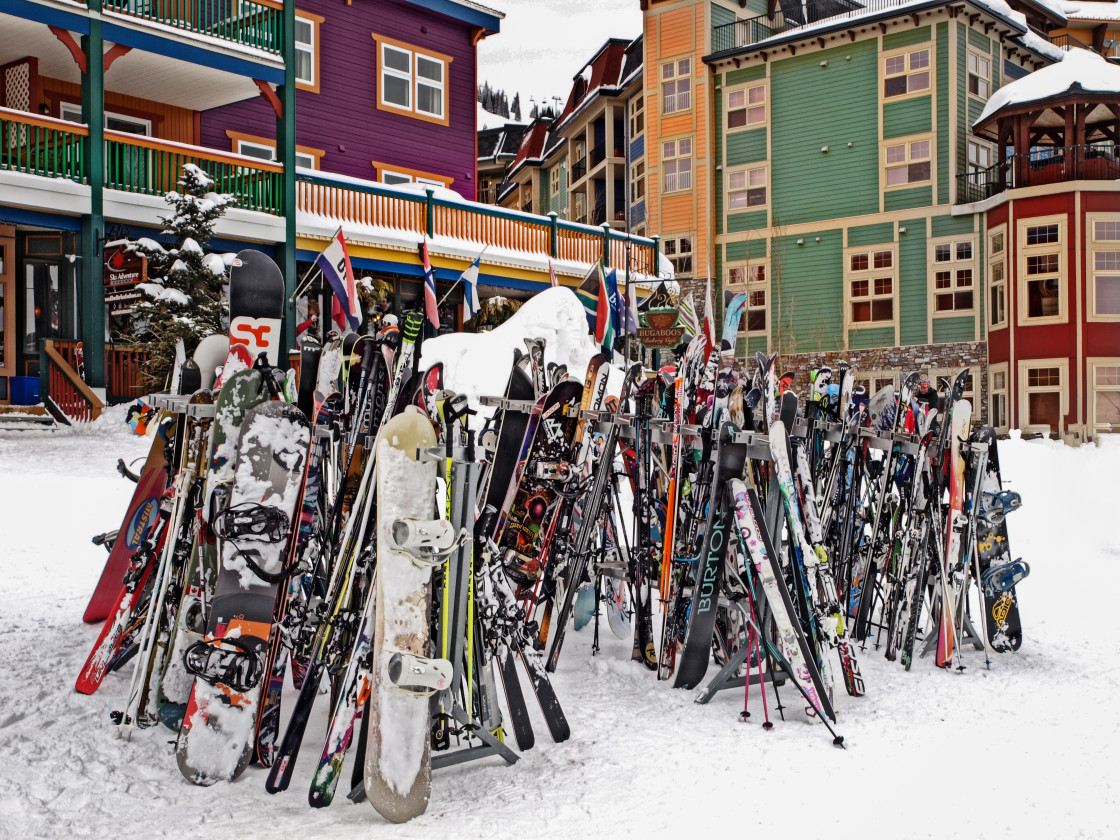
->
575, 263, 600, 333
421, 237, 439, 329
549, 259, 559, 288
457, 256, 481, 319
597, 267, 619, 348
316, 227, 360, 331
703, 270, 716, 347
624, 283, 640, 334
678, 292, 699, 337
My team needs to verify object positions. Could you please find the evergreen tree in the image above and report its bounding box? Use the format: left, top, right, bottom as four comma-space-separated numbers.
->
124, 164, 235, 387
529, 102, 539, 120
511, 92, 521, 122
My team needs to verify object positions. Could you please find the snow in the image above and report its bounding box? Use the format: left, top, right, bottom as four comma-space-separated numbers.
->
3, 405, 1120, 837
180, 238, 203, 256
477, 102, 525, 130
1065, 0, 1120, 20
419, 286, 599, 419
203, 253, 228, 277
977, 47, 1120, 124
136, 282, 190, 306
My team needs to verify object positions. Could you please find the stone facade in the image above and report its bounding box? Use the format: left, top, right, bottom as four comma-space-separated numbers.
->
777, 341, 988, 425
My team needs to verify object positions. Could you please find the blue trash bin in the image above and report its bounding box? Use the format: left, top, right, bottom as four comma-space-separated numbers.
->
10, 376, 41, 406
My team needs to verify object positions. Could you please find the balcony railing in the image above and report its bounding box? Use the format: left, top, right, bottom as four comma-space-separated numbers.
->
590, 142, 606, 168
297, 172, 661, 279
571, 156, 587, 183
105, 131, 283, 214
0, 108, 87, 182
101, 0, 284, 56
712, 0, 904, 52
956, 143, 1120, 203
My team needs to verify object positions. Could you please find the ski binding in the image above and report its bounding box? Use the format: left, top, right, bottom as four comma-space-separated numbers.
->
384, 652, 452, 696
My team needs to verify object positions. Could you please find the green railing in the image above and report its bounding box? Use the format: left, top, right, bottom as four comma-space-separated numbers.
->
101, 0, 284, 55
0, 107, 87, 182
105, 131, 283, 214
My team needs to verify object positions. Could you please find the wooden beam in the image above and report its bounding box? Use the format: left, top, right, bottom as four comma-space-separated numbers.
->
789, 44, 797, 55
912, 13, 921, 27
848, 29, 857, 41
817, 37, 826, 49
254, 79, 282, 119
969, 13, 980, 26
984, 21, 994, 34
48, 26, 86, 73
878, 21, 887, 34
103, 44, 131, 72
760, 50, 768, 61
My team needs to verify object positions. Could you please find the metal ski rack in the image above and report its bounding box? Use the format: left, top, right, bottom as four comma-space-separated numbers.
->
479, 396, 539, 413
694, 596, 785, 705
146, 393, 195, 413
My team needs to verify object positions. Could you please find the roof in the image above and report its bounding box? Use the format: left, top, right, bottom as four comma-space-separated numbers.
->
704, 0, 1052, 65
1061, 0, 1120, 21
399, 0, 503, 33
478, 123, 529, 163
553, 36, 640, 132
975, 47, 1120, 126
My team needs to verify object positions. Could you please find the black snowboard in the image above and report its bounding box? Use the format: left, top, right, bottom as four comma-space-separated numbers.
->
229, 249, 285, 366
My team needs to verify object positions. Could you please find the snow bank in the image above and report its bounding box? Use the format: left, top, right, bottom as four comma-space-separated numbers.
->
419, 286, 597, 416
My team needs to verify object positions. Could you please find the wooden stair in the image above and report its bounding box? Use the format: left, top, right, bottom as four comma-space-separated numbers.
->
0, 404, 56, 430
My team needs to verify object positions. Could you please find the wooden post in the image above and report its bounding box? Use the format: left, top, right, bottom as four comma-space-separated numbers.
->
548, 211, 558, 258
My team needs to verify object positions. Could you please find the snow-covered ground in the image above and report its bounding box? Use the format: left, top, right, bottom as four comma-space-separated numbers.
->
1, 413, 1116, 839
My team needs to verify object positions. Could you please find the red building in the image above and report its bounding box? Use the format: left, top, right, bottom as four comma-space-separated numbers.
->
964, 50, 1120, 441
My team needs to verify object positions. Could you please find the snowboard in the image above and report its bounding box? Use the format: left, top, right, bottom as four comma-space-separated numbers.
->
971, 426, 1023, 651
176, 400, 310, 785
363, 410, 439, 823
229, 249, 285, 366
193, 334, 230, 390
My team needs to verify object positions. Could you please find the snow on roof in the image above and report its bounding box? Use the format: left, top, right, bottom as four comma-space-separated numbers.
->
477, 102, 526, 131
977, 47, 1120, 124
1063, 0, 1120, 20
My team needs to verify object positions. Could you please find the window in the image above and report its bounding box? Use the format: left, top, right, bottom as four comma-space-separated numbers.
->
990, 366, 1009, 430
372, 163, 448, 187
883, 48, 931, 98
235, 138, 315, 170
988, 225, 1007, 329
1021, 362, 1065, 430
1091, 360, 1120, 432
968, 50, 991, 100
630, 161, 645, 203
1019, 218, 1064, 322
662, 138, 692, 193
727, 264, 768, 333
727, 84, 766, 129
375, 36, 450, 123
931, 238, 976, 313
968, 140, 992, 176
846, 248, 896, 324
520, 183, 532, 211
63, 103, 150, 136
629, 95, 644, 137
728, 167, 766, 209
1091, 217, 1120, 318
294, 13, 323, 92
884, 137, 931, 186
663, 237, 693, 277
662, 59, 691, 114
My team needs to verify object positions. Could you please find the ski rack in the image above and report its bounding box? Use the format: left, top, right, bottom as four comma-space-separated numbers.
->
694, 596, 786, 705
856, 426, 921, 455
146, 393, 216, 419
479, 396, 538, 412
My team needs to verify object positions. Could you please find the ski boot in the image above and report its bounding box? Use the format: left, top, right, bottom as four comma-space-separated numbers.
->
981, 559, 1030, 598
389, 518, 464, 567
384, 652, 452, 696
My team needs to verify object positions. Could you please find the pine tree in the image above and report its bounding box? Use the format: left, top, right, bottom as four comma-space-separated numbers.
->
529, 102, 539, 120
511, 92, 521, 122
124, 164, 235, 387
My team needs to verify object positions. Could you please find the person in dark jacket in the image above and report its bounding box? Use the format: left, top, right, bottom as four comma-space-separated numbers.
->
914, 375, 938, 412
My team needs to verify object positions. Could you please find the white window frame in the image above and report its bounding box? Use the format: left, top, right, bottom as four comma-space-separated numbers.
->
967, 49, 992, 101
63, 103, 151, 136
381, 170, 412, 185
883, 135, 932, 189
930, 236, 977, 316
988, 224, 1007, 330
1089, 357, 1120, 433
727, 165, 767, 211
295, 14, 316, 88
1017, 216, 1066, 325
845, 246, 897, 328
380, 43, 412, 110
236, 139, 315, 170
663, 235, 693, 278
662, 138, 692, 193
989, 362, 1009, 433
629, 94, 644, 138
727, 262, 769, 336
661, 58, 691, 115
727, 83, 766, 130
414, 53, 446, 120
968, 139, 993, 176
630, 160, 645, 204
1088, 214, 1120, 321
883, 46, 932, 99
1017, 358, 1068, 434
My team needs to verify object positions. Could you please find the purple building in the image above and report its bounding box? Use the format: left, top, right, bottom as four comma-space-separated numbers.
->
200, 0, 502, 199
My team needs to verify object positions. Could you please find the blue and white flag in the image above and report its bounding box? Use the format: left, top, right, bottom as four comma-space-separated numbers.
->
316, 227, 360, 331
459, 256, 481, 318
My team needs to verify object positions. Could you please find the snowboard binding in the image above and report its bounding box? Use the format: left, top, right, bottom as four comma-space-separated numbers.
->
981, 559, 1030, 598
982, 489, 1022, 523
389, 518, 465, 568
384, 652, 452, 696
212, 502, 290, 543
183, 636, 265, 693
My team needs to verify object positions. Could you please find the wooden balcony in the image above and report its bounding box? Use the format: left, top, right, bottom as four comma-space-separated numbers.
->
98, 0, 284, 56
0, 107, 87, 182
297, 173, 661, 279
956, 143, 1120, 203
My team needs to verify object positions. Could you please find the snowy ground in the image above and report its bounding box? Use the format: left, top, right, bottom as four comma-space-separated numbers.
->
1, 413, 1117, 840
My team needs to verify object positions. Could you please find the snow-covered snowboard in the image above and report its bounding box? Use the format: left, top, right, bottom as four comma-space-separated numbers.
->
363, 410, 442, 823
175, 400, 309, 785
